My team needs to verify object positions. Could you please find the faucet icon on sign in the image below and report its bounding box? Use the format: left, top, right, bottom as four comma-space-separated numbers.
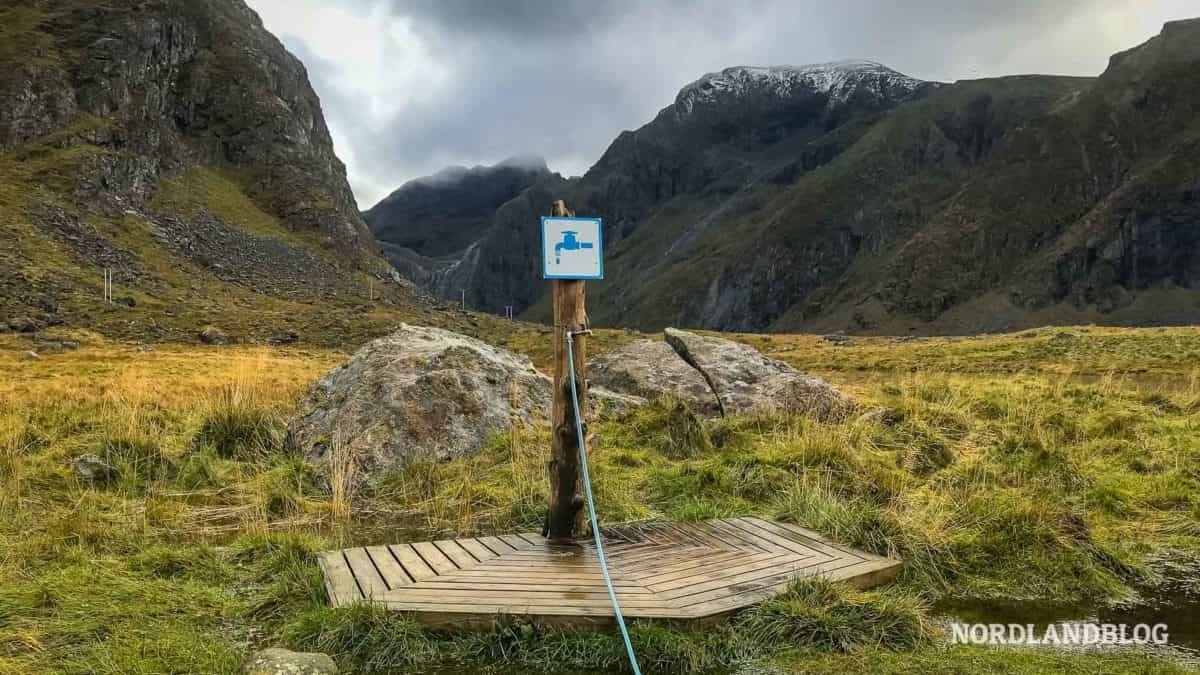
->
554, 230, 594, 264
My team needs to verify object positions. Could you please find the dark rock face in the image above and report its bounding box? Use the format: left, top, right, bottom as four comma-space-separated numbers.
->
0, 0, 371, 254
367, 157, 550, 258
0, 0, 425, 340
383, 22, 1200, 334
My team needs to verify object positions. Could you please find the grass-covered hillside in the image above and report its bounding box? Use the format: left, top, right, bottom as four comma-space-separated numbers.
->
0, 0, 443, 346
1, 325, 1197, 673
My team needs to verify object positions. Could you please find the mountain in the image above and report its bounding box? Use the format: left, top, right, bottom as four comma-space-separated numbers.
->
387, 21, 1200, 335
365, 157, 551, 297
367, 156, 551, 258
0, 0, 439, 344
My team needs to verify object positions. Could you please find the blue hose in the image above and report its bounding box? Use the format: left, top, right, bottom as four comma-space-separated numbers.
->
566, 332, 642, 675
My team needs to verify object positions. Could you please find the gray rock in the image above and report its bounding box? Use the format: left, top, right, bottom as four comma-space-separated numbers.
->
267, 329, 299, 346
34, 340, 79, 355
823, 334, 856, 346
22, 351, 40, 361
242, 648, 337, 675
664, 328, 853, 420
199, 325, 231, 345
70, 454, 119, 484
590, 339, 721, 416
287, 324, 639, 474
8, 317, 42, 333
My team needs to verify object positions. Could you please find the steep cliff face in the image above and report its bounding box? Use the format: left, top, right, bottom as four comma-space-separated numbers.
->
0, 0, 370, 250
0, 0, 422, 344
388, 21, 1200, 334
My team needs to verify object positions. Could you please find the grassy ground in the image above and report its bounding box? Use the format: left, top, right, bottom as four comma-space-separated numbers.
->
0, 326, 1197, 674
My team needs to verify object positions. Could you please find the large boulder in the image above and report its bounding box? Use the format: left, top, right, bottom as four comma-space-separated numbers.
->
590, 339, 721, 416
199, 325, 231, 345
288, 324, 551, 471
287, 324, 639, 474
663, 328, 853, 420
243, 648, 337, 675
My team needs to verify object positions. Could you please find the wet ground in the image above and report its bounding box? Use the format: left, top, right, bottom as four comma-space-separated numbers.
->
936, 555, 1200, 667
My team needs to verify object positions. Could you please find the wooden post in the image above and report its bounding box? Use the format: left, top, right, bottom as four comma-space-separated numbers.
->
545, 200, 590, 540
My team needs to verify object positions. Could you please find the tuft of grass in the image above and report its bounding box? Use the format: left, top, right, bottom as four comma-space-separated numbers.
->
739, 576, 932, 652
237, 532, 327, 628
128, 545, 229, 583
280, 605, 437, 672
619, 394, 713, 459
328, 431, 357, 522
193, 384, 283, 460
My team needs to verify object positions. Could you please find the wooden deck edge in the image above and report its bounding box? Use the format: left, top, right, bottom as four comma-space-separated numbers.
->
316, 519, 905, 625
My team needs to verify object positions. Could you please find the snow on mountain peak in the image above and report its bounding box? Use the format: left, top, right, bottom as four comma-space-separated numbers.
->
674, 60, 927, 116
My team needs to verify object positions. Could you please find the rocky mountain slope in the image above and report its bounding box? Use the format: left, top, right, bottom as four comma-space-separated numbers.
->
0, 0, 433, 345
391, 22, 1200, 335
366, 157, 551, 295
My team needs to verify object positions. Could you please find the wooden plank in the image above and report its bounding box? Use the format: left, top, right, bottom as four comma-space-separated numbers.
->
732, 517, 858, 561
725, 517, 840, 560
681, 521, 750, 550
643, 552, 794, 592
413, 570, 645, 587
662, 521, 724, 547
517, 532, 549, 546
318, 551, 362, 607
389, 544, 438, 581
380, 588, 669, 609
366, 545, 411, 588
475, 535, 519, 554
499, 534, 537, 551
456, 537, 499, 562
379, 599, 682, 619
343, 547, 389, 600
668, 554, 867, 605
682, 558, 901, 616
705, 519, 774, 551
434, 539, 478, 569
774, 520, 891, 560
620, 549, 758, 581
412, 541, 458, 574
659, 522, 718, 547
408, 579, 655, 595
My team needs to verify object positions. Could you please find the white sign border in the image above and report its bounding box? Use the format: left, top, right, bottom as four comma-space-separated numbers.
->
541, 216, 604, 280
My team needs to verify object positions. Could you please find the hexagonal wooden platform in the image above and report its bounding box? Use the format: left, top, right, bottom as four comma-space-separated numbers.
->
318, 517, 901, 625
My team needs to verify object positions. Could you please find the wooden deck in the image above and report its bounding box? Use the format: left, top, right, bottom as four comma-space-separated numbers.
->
318, 517, 901, 625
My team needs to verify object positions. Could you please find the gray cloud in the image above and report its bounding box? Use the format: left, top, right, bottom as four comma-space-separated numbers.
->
249, 0, 1193, 209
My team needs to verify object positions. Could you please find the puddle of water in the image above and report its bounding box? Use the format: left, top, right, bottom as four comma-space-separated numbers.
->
935, 558, 1200, 667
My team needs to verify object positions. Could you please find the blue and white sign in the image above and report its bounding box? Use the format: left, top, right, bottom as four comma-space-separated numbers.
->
542, 216, 603, 280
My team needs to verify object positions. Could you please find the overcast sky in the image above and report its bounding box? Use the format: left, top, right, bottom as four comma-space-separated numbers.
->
246, 0, 1194, 209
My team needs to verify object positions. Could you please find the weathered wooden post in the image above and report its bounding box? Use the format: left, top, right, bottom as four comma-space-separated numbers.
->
545, 199, 591, 539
